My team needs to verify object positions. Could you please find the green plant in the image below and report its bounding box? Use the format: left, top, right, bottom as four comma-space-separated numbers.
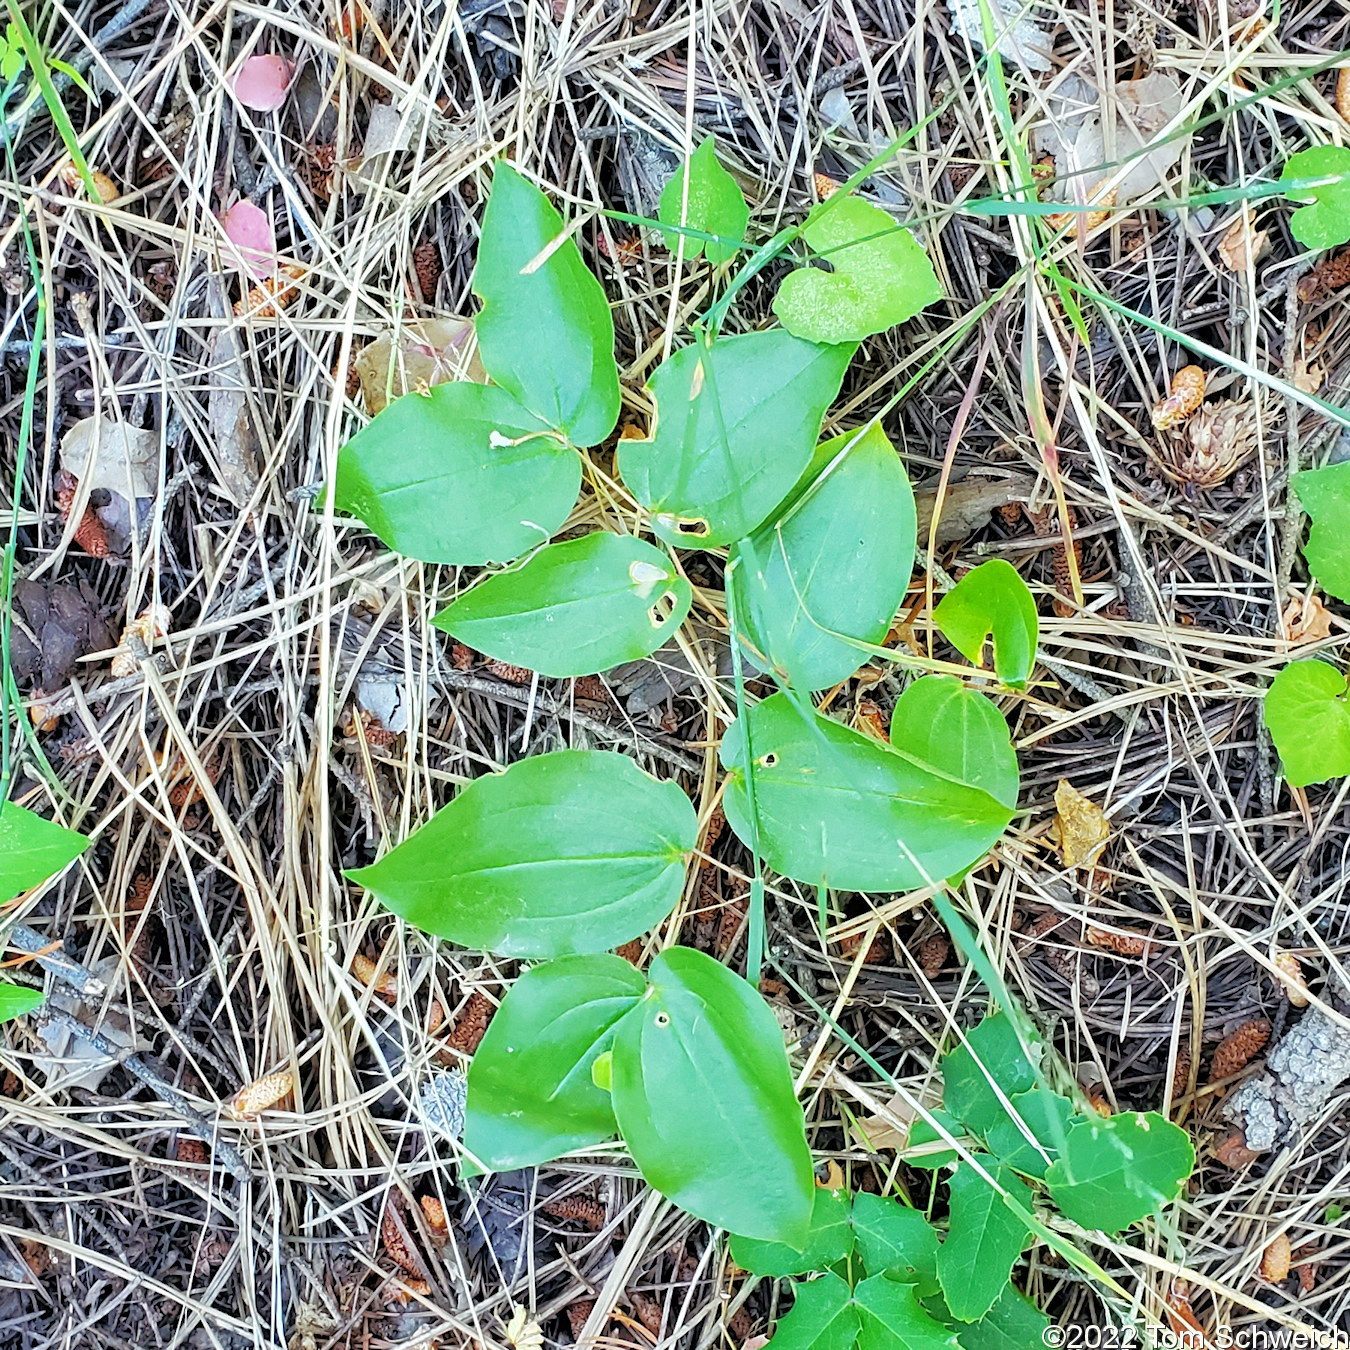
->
658, 135, 749, 263
1281, 145, 1350, 251
333, 149, 1043, 1246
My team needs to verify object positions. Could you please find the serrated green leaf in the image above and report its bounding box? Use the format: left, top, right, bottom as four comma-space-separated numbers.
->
658, 137, 749, 264
0, 804, 88, 904
433, 532, 691, 677
729, 423, 916, 691
0, 984, 42, 1023
905, 1109, 965, 1169
1291, 460, 1350, 603
855, 1273, 960, 1350
890, 676, 1018, 810
933, 561, 1038, 690
616, 330, 854, 548
774, 197, 942, 345
332, 382, 579, 565
941, 1014, 1038, 1135
731, 1186, 854, 1276
612, 947, 814, 1244
769, 1273, 860, 1350
983, 1088, 1076, 1179
1263, 659, 1350, 787
721, 694, 1014, 892
347, 750, 696, 957
1281, 146, 1350, 251
953, 1288, 1052, 1350
472, 161, 620, 446
1044, 1111, 1194, 1234
936, 1162, 1032, 1323
464, 955, 644, 1170
851, 1193, 940, 1292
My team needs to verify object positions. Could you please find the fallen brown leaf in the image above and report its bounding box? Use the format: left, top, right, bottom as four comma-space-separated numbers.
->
1048, 780, 1111, 870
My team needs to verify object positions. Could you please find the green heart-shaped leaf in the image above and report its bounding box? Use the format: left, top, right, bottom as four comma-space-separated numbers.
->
729, 423, 916, 691
721, 694, 1014, 892
658, 137, 749, 264
464, 955, 645, 1170
1044, 1111, 1195, 1234
1264, 659, 1350, 788
773, 196, 942, 345
768, 1273, 860, 1350
935, 1161, 1032, 1323
617, 330, 854, 548
851, 1193, 940, 1292
332, 382, 579, 565
731, 1185, 854, 1276
890, 676, 1018, 810
0, 803, 88, 903
433, 532, 692, 677
1281, 145, 1350, 251
0, 984, 42, 1023
854, 1274, 960, 1350
1291, 460, 1350, 603
940, 1013, 1039, 1135
612, 947, 814, 1245
347, 750, 696, 957
472, 162, 621, 447
933, 560, 1038, 690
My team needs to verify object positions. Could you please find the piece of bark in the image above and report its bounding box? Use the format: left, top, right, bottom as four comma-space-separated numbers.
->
913, 473, 1035, 545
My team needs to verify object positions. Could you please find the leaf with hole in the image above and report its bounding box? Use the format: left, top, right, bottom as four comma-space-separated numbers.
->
1044, 1111, 1195, 1234
851, 1193, 940, 1293
611, 946, 814, 1245
982, 1088, 1076, 1179
616, 330, 854, 548
1281, 146, 1350, 251
729, 423, 916, 691
1291, 460, 1350, 604
472, 161, 620, 446
1263, 659, 1350, 788
347, 750, 697, 957
0, 803, 88, 903
940, 1013, 1038, 1135
854, 1273, 961, 1350
464, 955, 644, 1170
731, 1185, 853, 1277
0, 984, 42, 1023
332, 382, 579, 565
721, 694, 1014, 892
933, 561, 1038, 690
768, 1272, 860, 1350
773, 196, 942, 345
658, 137, 749, 264
890, 676, 1018, 810
936, 1162, 1032, 1322
433, 532, 691, 677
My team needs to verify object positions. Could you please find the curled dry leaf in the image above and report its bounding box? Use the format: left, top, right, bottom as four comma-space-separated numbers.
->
227, 1068, 294, 1119
355, 317, 486, 414
60, 416, 157, 499
1045, 184, 1118, 236
1260, 1232, 1292, 1283
1048, 779, 1111, 870
232, 54, 295, 112
352, 953, 397, 1001
1208, 1019, 1271, 1084
1273, 951, 1310, 1006
1217, 208, 1269, 273
1151, 366, 1206, 430
111, 604, 172, 678
1293, 358, 1324, 395
1281, 594, 1335, 648
505, 1307, 544, 1350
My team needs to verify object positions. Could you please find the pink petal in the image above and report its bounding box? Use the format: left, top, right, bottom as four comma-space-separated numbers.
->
233, 55, 294, 112
220, 200, 275, 276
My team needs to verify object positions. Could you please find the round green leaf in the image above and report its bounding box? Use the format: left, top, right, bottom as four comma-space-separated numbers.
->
854, 1273, 961, 1350
347, 750, 697, 957
769, 1273, 860, 1350
1291, 460, 1350, 603
611, 946, 814, 1245
1263, 659, 1350, 788
729, 423, 916, 691
940, 1013, 1038, 1136
617, 330, 854, 548
332, 381, 579, 566
658, 137, 749, 264
935, 1161, 1032, 1323
0, 984, 43, 1024
433, 532, 692, 678
851, 1193, 940, 1291
472, 161, 620, 447
464, 954, 645, 1170
721, 693, 1014, 892
1044, 1111, 1195, 1234
0, 803, 88, 904
731, 1186, 854, 1276
933, 560, 1038, 690
1281, 146, 1350, 251
773, 196, 942, 345
890, 676, 1018, 810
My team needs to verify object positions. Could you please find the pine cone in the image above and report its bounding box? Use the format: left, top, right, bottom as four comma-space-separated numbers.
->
1208, 1019, 1271, 1084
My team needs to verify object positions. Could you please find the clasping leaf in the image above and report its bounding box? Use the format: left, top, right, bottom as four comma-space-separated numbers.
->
658, 137, 749, 263
933, 560, 1038, 690
1263, 658, 1350, 787
1291, 460, 1350, 603
1281, 146, 1350, 251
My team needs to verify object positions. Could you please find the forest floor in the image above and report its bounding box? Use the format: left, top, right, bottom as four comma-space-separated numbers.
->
2, 0, 1350, 1346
